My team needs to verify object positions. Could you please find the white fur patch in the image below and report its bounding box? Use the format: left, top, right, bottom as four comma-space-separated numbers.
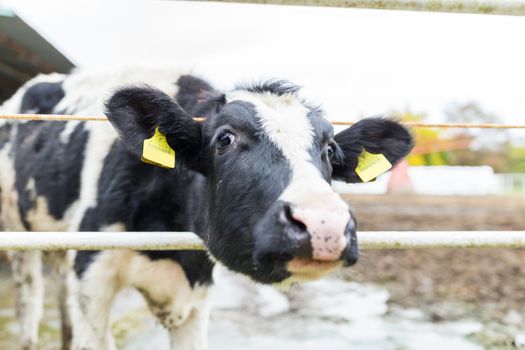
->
68, 122, 118, 231
228, 91, 313, 162
124, 253, 210, 349
101, 222, 127, 232
123, 252, 209, 329
60, 121, 80, 144
0, 143, 25, 230
8, 251, 44, 349
69, 251, 121, 350
24, 178, 79, 232
169, 298, 210, 350
56, 66, 186, 116
70, 250, 210, 350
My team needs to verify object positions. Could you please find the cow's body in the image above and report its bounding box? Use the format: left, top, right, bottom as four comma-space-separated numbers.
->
1, 68, 219, 350
0, 67, 413, 350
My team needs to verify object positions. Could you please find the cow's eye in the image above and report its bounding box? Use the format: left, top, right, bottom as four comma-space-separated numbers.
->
327, 144, 335, 159
217, 131, 235, 149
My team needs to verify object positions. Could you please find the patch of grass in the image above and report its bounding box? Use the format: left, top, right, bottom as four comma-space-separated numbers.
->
112, 308, 152, 348
468, 331, 516, 350
0, 316, 17, 350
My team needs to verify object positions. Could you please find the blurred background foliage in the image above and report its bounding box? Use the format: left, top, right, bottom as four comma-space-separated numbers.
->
399, 104, 525, 173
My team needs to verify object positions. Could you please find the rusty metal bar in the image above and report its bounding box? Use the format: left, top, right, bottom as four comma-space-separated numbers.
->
1, 114, 525, 129
198, 0, 525, 16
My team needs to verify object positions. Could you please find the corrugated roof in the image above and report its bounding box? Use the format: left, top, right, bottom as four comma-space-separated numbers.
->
0, 9, 74, 102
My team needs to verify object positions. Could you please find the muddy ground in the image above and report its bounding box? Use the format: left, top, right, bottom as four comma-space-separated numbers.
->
346, 195, 525, 308
345, 194, 525, 348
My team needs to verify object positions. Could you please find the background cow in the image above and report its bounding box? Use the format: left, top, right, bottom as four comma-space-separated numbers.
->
0, 67, 413, 350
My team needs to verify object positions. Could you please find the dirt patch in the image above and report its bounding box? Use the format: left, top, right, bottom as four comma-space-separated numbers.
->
343, 194, 525, 348
344, 195, 525, 308
345, 194, 525, 232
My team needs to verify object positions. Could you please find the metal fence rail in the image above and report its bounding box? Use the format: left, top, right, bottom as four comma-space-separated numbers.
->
201, 0, 525, 16
1, 231, 525, 251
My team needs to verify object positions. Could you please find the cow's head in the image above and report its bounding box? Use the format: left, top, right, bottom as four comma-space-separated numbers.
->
106, 81, 413, 285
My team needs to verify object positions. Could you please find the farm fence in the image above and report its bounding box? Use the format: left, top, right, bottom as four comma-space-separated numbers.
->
0, 112, 524, 250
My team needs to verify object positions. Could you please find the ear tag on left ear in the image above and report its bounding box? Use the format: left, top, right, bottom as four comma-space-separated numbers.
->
355, 150, 392, 183
142, 127, 176, 169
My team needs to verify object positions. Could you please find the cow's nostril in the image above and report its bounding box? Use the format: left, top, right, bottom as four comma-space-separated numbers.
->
280, 202, 312, 258
282, 203, 307, 232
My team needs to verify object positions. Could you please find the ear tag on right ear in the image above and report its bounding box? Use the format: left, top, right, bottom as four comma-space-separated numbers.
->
142, 127, 176, 169
355, 150, 392, 183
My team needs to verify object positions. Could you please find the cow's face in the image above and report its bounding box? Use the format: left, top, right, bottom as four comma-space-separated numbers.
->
106, 81, 413, 285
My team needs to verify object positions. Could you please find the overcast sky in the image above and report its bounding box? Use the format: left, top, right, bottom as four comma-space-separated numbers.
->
4, 0, 525, 129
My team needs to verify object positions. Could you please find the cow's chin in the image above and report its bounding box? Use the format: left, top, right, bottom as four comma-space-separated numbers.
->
275, 258, 343, 289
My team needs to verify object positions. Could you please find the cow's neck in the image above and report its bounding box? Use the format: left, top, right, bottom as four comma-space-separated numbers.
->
80, 138, 208, 237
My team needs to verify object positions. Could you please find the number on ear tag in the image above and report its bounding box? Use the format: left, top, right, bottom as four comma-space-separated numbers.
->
141, 127, 176, 169
355, 150, 392, 182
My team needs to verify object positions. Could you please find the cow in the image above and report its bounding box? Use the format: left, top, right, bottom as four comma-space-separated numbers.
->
0, 67, 413, 350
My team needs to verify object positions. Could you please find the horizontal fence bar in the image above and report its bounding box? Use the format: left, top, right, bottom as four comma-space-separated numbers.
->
200, 0, 525, 16
1, 114, 524, 129
1, 231, 525, 251
0, 232, 205, 251
360, 231, 525, 249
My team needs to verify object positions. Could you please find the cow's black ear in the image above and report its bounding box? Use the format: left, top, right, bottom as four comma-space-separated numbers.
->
105, 86, 206, 174
331, 118, 414, 183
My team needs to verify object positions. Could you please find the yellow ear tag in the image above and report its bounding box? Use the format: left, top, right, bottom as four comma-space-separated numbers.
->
141, 127, 176, 169
355, 150, 392, 183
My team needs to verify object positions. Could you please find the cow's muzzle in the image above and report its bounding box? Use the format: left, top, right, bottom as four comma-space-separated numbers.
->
252, 196, 359, 276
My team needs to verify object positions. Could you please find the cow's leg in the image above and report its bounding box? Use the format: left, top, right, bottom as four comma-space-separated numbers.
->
9, 251, 44, 350
168, 300, 210, 350
127, 254, 211, 350
47, 251, 74, 350
70, 251, 124, 350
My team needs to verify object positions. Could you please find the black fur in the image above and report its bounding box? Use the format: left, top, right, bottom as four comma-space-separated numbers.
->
74, 251, 99, 277
0, 123, 11, 150
105, 86, 205, 174
0, 123, 10, 227
75, 140, 212, 286
236, 79, 301, 97
175, 75, 226, 116
21, 82, 65, 114
236, 79, 321, 112
13, 122, 87, 228
332, 118, 414, 183
9, 82, 88, 229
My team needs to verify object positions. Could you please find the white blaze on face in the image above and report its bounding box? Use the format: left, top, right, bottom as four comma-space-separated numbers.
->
228, 90, 350, 261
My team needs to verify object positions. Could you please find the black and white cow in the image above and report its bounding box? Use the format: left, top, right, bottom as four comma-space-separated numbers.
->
0, 67, 413, 350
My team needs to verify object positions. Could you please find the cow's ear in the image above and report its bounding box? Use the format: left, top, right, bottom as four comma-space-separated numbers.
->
331, 118, 414, 183
105, 86, 206, 174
